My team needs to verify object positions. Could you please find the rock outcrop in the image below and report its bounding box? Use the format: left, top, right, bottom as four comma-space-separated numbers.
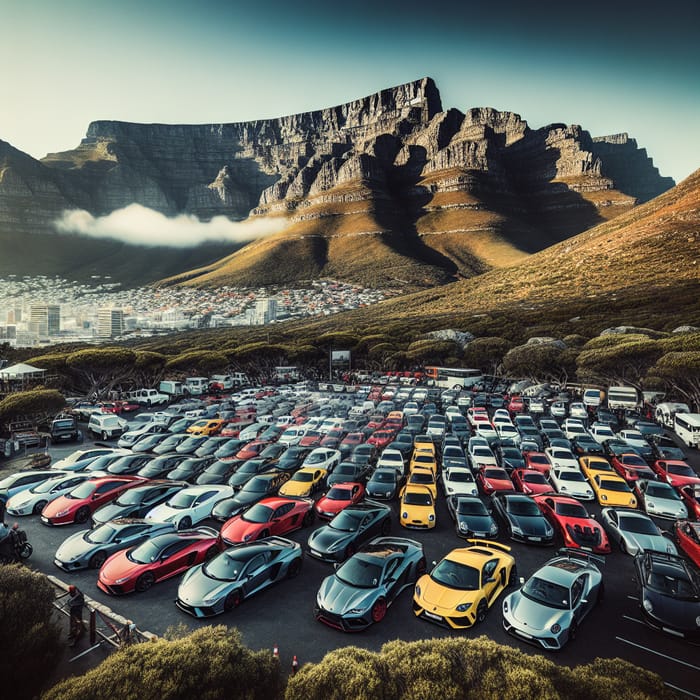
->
0, 77, 674, 287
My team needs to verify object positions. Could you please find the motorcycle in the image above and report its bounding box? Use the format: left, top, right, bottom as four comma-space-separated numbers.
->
0, 528, 33, 564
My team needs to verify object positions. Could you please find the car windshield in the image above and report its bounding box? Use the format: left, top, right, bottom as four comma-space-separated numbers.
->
645, 483, 677, 499
242, 504, 275, 523
530, 455, 549, 465
242, 477, 270, 493
552, 450, 574, 460
372, 471, 395, 483
556, 502, 588, 517
667, 464, 694, 476
522, 576, 570, 610
239, 461, 264, 474
403, 491, 432, 506
646, 567, 699, 601
621, 455, 647, 466
330, 511, 362, 532
67, 482, 97, 499
474, 448, 493, 457
305, 453, 326, 464
431, 559, 480, 590
31, 478, 64, 494
115, 489, 147, 506
326, 487, 352, 501
559, 471, 586, 482
292, 471, 314, 482
620, 515, 658, 535
335, 557, 383, 588
85, 524, 118, 544
483, 469, 506, 479
523, 473, 547, 483
203, 551, 246, 581
600, 480, 630, 492
457, 500, 488, 516
507, 499, 541, 516
410, 472, 434, 485
128, 540, 165, 564
166, 492, 197, 509
449, 472, 473, 483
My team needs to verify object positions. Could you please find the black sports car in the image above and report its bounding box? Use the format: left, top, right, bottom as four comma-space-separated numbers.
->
446, 495, 499, 539
92, 480, 188, 526
633, 550, 700, 640
211, 471, 290, 521
307, 500, 392, 562
491, 493, 555, 545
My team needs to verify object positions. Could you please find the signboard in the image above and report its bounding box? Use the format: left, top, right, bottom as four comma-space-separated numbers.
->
331, 350, 351, 366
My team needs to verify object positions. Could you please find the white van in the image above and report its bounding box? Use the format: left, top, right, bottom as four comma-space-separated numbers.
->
606, 386, 639, 411
88, 413, 128, 440
655, 402, 691, 428
582, 388, 603, 409
674, 413, 700, 448
185, 377, 209, 395
159, 380, 184, 397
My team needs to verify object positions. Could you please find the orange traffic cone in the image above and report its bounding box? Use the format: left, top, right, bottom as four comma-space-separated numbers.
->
291, 655, 299, 675
273, 644, 279, 658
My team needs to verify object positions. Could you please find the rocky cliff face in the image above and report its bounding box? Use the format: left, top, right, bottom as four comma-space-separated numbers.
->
0, 77, 674, 287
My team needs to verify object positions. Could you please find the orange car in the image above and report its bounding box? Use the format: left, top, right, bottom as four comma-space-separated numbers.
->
186, 419, 226, 436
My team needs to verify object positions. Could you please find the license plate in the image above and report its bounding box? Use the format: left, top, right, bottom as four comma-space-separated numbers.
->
424, 611, 442, 621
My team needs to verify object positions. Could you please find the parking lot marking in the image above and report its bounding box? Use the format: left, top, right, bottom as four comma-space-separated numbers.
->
622, 615, 646, 626
664, 682, 700, 700
615, 637, 700, 672
626, 595, 639, 601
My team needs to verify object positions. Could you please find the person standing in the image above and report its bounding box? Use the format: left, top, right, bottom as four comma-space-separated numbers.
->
67, 585, 86, 646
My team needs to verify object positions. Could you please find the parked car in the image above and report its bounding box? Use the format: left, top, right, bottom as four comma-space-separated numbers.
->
600, 508, 677, 556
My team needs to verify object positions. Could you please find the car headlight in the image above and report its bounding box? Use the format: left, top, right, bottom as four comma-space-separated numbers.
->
502, 600, 509, 613
648, 502, 655, 509
550, 623, 561, 633
512, 526, 523, 535
402, 512, 408, 519
115, 576, 131, 584
385, 491, 392, 497
560, 486, 567, 491
243, 534, 253, 541
456, 602, 472, 612
55, 509, 70, 517
696, 615, 700, 627
489, 523, 498, 535
459, 522, 468, 532
643, 598, 653, 613
415, 584, 421, 597
347, 608, 364, 615
428, 514, 435, 521
601, 494, 607, 501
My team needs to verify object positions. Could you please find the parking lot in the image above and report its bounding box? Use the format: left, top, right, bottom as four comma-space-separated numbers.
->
4, 390, 700, 697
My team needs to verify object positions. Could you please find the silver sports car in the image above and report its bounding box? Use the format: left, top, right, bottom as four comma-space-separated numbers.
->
176, 536, 302, 617
502, 549, 604, 650
54, 518, 177, 571
600, 508, 678, 556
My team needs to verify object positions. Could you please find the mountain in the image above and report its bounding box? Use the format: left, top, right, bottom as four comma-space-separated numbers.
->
0, 78, 673, 287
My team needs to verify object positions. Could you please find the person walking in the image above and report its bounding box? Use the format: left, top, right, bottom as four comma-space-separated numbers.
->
67, 585, 86, 646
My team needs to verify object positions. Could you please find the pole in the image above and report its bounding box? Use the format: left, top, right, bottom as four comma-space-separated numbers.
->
328, 346, 332, 381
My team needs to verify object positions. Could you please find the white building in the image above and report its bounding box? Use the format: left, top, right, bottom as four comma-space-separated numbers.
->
97, 308, 124, 338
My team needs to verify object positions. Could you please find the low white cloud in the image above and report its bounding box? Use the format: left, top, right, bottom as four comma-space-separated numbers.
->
54, 203, 285, 248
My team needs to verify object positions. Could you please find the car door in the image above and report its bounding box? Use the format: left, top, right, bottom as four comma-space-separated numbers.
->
240, 552, 273, 596
604, 509, 622, 544
92, 481, 128, 509
192, 489, 219, 522
383, 556, 404, 603
570, 574, 590, 621
272, 502, 296, 534
155, 540, 195, 579
482, 558, 500, 603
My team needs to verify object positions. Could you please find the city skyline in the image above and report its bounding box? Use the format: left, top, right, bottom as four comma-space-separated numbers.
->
1, 0, 698, 183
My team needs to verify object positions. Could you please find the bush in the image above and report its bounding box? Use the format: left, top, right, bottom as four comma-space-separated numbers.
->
0, 388, 66, 422
0, 565, 61, 700
44, 626, 282, 700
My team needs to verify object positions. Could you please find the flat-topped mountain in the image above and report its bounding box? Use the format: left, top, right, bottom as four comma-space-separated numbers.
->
0, 78, 673, 287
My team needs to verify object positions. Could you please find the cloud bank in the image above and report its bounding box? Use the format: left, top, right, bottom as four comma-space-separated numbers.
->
55, 204, 285, 248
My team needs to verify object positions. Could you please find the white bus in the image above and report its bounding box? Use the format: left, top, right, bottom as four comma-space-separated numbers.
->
674, 413, 700, 448
424, 366, 483, 390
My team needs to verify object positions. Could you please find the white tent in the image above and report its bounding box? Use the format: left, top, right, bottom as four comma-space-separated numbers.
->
0, 362, 47, 380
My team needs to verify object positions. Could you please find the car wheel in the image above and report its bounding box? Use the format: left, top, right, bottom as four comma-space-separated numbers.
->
33, 500, 48, 515
89, 551, 107, 569
75, 506, 90, 524
205, 545, 219, 561
224, 590, 241, 612
135, 572, 155, 592
381, 518, 391, 535
178, 516, 192, 531
508, 565, 518, 588
371, 597, 387, 623
287, 558, 302, 579
302, 510, 314, 527
476, 599, 488, 624
569, 620, 578, 642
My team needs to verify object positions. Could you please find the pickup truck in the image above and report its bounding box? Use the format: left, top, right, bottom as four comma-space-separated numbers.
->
127, 388, 169, 407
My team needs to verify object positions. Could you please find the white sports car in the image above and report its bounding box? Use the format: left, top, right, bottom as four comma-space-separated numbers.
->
549, 468, 595, 500
441, 467, 478, 497
145, 484, 234, 530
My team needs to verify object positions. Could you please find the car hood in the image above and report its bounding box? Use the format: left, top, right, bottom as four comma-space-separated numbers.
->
280, 482, 310, 496
308, 526, 354, 553
624, 532, 676, 554
509, 514, 552, 536
420, 577, 472, 609
178, 564, 233, 605
42, 496, 77, 517
506, 591, 567, 634
93, 503, 134, 523
643, 590, 700, 631
317, 575, 377, 614
100, 552, 143, 582
644, 496, 687, 516
457, 513, 495, 536
55, 531, 101, 562
221, 519, 261, 543
145, 504, 178, 521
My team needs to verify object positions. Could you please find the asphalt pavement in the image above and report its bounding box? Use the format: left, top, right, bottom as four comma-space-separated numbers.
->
6, 431, 700, 698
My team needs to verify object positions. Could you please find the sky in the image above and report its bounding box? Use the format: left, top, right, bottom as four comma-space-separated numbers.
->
1, 0, 698, 183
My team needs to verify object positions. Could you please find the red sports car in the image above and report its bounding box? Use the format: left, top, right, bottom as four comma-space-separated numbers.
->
678, 483, 700, 519
523, 452, 552, 476
534, 494, 611, 554
367, 430, 396, 450
299, 430, 324, 448
97, 527, 221, 595
340, 432, 365, 452
234, 439, 271, 460
320, 429, 346, 447
652, 459, 700, 488
314, 482, 366, 519
673, 520, 700, 568
476, 466, 514, 496
220, 496, 315, 544
507, 396, 525, 415
41, 476, 145, 525
512, 468, 555, 496
610, 453, 656, 483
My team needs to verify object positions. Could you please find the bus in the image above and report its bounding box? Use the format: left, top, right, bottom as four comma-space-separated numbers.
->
674, 413, 700, 449
424, 366, 483, 390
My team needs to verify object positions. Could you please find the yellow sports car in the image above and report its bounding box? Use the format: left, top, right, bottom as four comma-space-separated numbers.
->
406, 466, 438, 499
413, 436, 436, 455
579, 455, 615, 482
186, 419, 226, 436
590, 472, 638, 508
409, 449, 438, 474
278, 467, 328, 497
399, 484, 436, 529
413, 541, 516, 628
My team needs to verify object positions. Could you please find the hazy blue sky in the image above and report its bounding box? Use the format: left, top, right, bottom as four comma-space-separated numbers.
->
1, 0, 697, 182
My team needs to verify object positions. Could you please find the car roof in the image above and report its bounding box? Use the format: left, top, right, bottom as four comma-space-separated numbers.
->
537, 559, 589, 584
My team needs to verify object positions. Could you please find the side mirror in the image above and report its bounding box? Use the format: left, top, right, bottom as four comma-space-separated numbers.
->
519, 576, 525, 585
485, 576, 496, 584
